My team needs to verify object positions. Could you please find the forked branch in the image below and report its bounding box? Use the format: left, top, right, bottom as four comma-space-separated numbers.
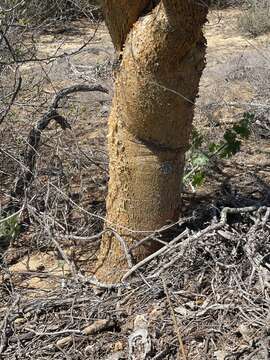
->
13, 84, 108, 199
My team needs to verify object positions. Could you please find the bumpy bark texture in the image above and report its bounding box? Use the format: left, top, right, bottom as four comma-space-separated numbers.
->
97, 1, 209, 281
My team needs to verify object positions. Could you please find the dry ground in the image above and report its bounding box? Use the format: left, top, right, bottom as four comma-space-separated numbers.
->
0, 7, 270, 360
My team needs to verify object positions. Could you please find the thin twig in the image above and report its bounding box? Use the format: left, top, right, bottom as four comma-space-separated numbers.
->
0, 75, 22, 125
109, 228, 134, 269
152, 206, 265, 278
162, 278, 188, 360
122, 230, 189, 282
51, 238, 77, 279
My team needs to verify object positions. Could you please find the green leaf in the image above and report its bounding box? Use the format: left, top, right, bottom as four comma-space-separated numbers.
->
221, 129, 241, 158
191, 152, 209, 167
223, 129, 236, 143
232, 112, 253, 139
208, 142, 219, 153
185, 112, 253, 188
233, 124, 250, 138
220, 140, 241, 158
243, 112, 255, 122
0, 214, 20, 240
192, 171, 205, 187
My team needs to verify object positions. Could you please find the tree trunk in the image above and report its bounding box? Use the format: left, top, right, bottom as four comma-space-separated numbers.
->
96, 1, 209, 281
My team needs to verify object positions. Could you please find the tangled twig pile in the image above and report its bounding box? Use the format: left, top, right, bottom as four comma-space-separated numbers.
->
0, 205, 269, 359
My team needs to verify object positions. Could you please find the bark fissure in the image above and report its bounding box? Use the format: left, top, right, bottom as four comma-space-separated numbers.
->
131, 136, 188, 153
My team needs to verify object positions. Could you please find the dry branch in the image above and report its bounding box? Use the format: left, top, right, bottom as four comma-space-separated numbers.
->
162, 278, 188, 360
13, 84, 108, 200
151, 206, 268, 278
1, 202, 269, 358
123, 206, 269, 281
0, 75, 22, 125
56, 319, 115, 348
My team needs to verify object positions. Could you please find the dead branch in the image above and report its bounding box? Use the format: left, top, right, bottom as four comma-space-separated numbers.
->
13, 84, 108, 200
78, 273, 123, 290
51, 238, 77, 279
152, 206, 268, 278
123, 206, 269, 281
121, 229, 189, 282
0, 295, 20, 354
109, 229, 134, 269
56, 319, 115, 348
162, 278, 188, 360
0, 75, 22, 125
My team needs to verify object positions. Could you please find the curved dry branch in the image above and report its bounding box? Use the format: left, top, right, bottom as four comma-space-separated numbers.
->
13, 84, 108, 200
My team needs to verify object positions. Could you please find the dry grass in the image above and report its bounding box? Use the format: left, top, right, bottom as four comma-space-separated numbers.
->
238, 0, 270, 37
1, 0, 102, 24
210, 0, 244, 8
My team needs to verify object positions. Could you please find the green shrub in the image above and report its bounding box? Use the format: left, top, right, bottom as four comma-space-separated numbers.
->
238, 0, 270, 36
0, 213, 20, 252
185, 113, 254, 188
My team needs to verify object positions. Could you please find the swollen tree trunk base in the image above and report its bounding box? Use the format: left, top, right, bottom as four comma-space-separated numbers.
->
95, 127, 186, 281
96, 1, 209, 282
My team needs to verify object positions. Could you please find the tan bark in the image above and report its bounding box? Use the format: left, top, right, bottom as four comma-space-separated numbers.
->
103, 0, 151, 52
96, 1, 209, 281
